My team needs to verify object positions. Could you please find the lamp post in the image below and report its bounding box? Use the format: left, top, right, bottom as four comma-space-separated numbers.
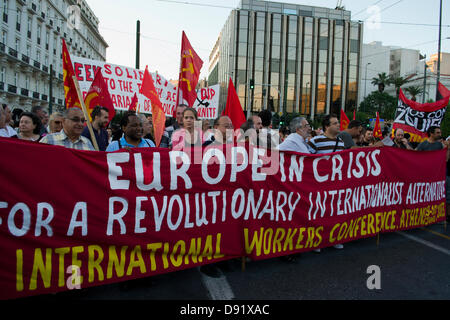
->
422, 55, 428, 104
364, 62, 371, 98
436, 0, 442, 100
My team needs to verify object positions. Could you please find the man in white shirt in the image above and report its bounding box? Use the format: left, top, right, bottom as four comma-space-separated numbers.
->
0, 104, 18, 138
278, 117, 311, 153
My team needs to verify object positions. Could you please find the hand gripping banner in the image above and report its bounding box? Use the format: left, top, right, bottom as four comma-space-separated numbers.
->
0, 138, 446, 299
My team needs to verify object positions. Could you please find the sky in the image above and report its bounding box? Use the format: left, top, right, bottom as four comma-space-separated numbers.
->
87, 0, 450, 81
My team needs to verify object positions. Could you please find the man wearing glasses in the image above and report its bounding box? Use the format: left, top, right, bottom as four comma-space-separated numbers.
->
278, 117, 311, 153
40, 108, 95, 151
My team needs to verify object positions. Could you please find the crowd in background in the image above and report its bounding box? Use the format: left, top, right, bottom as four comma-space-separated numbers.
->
1, 102, 449, 279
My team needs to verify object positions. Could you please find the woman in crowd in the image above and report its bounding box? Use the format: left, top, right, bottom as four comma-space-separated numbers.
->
171, 108, 203, 151
17, 112, 43, 142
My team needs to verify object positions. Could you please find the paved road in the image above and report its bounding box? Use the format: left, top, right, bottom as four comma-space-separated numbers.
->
23, 223, 449, 302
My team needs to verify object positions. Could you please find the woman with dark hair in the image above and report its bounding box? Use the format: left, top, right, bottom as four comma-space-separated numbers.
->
171, 107, 203, 151
18, 112, 43, 142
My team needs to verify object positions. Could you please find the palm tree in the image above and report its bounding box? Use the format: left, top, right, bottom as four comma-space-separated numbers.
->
371, 72, 391, 93
389, 75, 412, 97
404, 86, 424, 101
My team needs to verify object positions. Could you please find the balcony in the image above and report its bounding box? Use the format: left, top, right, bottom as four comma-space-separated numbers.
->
42, 65, 49, 73
8, 85, 17, 94
8, 48, 18, 59
32, 91, 40, 99
21, 54, 30, 64
58, 99, 63, 105
37, 12, 44, 22
17, 0, 26, 5
33, 60, 41, 69
21, 88, 29, 97
41, 94, 48, 101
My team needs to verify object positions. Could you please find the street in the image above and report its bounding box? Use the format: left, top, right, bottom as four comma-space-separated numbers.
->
22, 223, 449, 301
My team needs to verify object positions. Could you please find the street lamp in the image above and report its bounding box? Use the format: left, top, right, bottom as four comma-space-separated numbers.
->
436, 0, 442, 100
364, 62, 371, 98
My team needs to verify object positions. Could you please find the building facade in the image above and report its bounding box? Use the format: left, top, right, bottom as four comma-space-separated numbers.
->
0, 0, 108, 113
209, 0, 363, 119
359, 41, 450, 105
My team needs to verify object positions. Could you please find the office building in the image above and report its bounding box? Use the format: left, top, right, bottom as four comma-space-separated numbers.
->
209, 0, 363, 119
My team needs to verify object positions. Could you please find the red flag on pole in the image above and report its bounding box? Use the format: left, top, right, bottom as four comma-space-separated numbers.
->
222, 78, 246, 130
438, 82, 450, 100
340, 109, 350, 131
175, 31, 203, 114
84, 68, 116, 123
140, 66, 166, 147
62, 39, 82, 109
129, 93, 138, 112
373, 112, 382, 139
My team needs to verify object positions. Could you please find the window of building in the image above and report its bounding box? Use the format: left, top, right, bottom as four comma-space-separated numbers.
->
37, 25, 41, 44
0, 67, 5, 82
255, 44, 264, 58
1, 30, 7, 44
16, 10, 21, 31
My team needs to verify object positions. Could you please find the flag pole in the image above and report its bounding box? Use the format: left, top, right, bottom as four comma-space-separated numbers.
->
174, 31, 184, 114
72, 75, 100, 151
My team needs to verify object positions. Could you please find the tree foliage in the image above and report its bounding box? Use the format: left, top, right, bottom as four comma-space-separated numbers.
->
359, 91, 398, 120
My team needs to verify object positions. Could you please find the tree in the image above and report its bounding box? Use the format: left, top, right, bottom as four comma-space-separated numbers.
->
371, 72, 391, 93
389, 75, 410, 97
359, 91, 397, 121
404, 86, 424, 101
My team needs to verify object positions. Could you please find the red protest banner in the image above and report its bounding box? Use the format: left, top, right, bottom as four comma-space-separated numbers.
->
0, 138, 446, 299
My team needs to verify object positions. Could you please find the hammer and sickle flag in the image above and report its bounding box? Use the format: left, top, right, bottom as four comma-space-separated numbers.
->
340, 108, 350, 131
373, 112, 382, 139
175, 31, 203, 113
84, 68, 116, 124
62, 39, 81, 109
141, 66, 166, 147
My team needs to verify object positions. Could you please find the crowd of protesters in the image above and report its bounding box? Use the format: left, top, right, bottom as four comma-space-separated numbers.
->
1, 102, 449, 279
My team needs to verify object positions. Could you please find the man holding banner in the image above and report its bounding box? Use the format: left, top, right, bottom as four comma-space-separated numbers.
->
81, 106, 110, 151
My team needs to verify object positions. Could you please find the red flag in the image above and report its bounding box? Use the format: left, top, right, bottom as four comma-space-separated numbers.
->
62, 39, 81, 109
140, 66, 166, 147
353, 110, 356, 120
222, 78, 246, 130
438, 82, 450, 99
373, 112, 382, 139
175, 31, 203, 113
84, 68, 116, 123
129, 93, 138, 112
340, 109, 350, 131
